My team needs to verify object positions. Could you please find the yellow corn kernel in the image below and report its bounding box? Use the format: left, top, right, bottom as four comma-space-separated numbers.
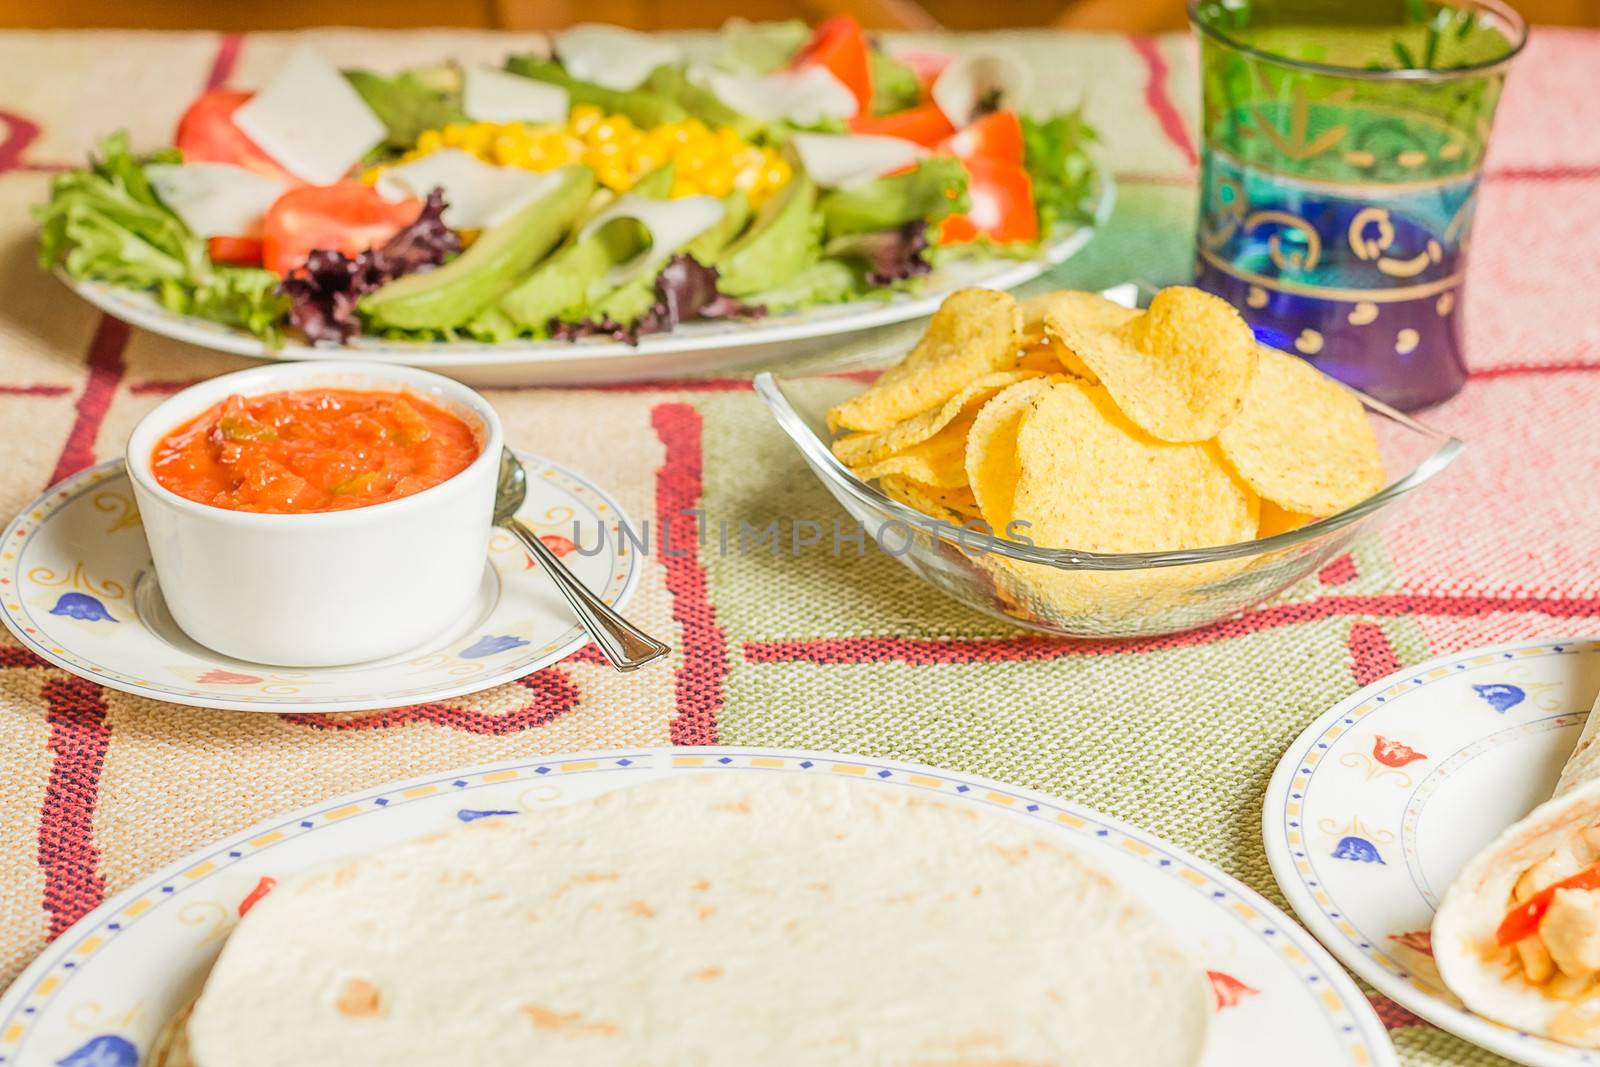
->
415, 128, 444, 154
762, 158, 792, 188
595, 162, 632, 192
569, 105, 604, 136
700, 162, 735, 197
492, 132, 527, 167
360, 166, 384, 186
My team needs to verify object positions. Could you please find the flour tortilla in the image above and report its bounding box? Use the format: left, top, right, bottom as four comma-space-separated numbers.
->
183, 772, 1211, 1066
1435, 686, 1600, 1044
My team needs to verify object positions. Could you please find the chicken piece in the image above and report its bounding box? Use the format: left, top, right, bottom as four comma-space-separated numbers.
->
1519, 935, 1557, 984
1519, 848, 1589, 900
1541, 888, 1600, 978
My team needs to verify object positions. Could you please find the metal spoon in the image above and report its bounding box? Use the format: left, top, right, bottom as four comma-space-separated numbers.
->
494, 448, 669, 672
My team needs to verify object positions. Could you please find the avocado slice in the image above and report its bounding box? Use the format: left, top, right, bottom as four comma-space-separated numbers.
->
714, 174, 818, 297
361, 165, 595, 331
685, 188, 751, 265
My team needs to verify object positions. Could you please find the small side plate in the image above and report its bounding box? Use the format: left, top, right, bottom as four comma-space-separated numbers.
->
0, 451, 640, 712
1264, 638, 1600, 1066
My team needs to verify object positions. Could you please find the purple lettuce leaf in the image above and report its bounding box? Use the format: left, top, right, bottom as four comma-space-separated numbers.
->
824, 221, 931, 287
550, 254, 765, 346
277, 188, 460, 345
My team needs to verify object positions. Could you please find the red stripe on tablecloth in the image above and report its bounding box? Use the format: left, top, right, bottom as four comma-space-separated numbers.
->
652, 403, 727, 745
205, 32, 243, 90
280, 668, 581, 734
1318, 554, 1358, 587
1129, 36, 1198, 168
0, 110, 41, 174
742, 593, 1600, 665
1368, 993, 1428, 1030
0, 646, 48, 668
0, 385, 71, 397
1348, 621, 1401, 687
48, 316, 128, 487
132, 376, 762, 396
38, 676, 110, 940
1468, 360, 1600, 381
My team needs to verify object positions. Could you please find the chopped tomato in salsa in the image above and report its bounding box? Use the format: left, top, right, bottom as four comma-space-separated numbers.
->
151, 389, 479, 514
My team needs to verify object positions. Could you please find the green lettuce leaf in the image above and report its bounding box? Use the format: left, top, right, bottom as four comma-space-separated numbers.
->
503, 55, 686, 128
714, 19, 810, 74
868, 49, 922, 116
1021, 109, 1100, 232
345, 68, 466, 151
817, 157, 969, 238
36, 131, 288, 344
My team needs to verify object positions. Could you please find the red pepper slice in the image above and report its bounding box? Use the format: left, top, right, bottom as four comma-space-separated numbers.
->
1497, 860, 1600, 946
792, 15, 874, 116
938, 154, 1037, 246
937, 110, 1025, 166
175, 89, 301, 186
207, 235, 265, 266
849, 102, 956, 147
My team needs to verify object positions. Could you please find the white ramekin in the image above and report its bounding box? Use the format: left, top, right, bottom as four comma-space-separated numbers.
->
125, 361, 502, 667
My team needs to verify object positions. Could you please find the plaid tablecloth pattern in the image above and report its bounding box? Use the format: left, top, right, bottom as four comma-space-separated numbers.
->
1, 26, 1599, 1065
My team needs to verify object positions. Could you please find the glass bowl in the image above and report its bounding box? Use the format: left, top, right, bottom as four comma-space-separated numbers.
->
755, 357, 1463, 640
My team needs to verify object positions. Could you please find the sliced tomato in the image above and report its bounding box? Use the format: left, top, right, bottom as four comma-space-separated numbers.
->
206, 235, 265, 267
938, 110, 1025, 166
175, 89, 299, 185
849, 102, 956, 147
1496, 860, 1600, 946
938, 155, 1037, 246
262, 183, 421, 277
792, 15, 873, 116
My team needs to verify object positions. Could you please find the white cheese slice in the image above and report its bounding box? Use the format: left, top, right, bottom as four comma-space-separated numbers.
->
578, 194, 726, 287
791, 132, 928, 188
463, 66, 569, 124
553, 24, 682, 92
700, 64, 859, 125
375, 149, 562, 230
931, 52, 1034, 128
232, 47, 387, 186
145, 162, 288, 238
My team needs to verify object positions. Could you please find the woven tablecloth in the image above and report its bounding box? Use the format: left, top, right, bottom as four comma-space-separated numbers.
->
2, 25, 1598, 1065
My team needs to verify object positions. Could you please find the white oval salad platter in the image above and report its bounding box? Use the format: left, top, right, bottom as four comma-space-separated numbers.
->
63, 198, 1109, 387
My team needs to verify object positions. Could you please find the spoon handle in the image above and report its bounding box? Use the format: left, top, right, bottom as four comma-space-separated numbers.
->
504, 518, 669, 672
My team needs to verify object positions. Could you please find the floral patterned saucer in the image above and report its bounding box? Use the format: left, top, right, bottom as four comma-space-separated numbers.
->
0, 451, 639, 712
1264, 638, 1600, 1066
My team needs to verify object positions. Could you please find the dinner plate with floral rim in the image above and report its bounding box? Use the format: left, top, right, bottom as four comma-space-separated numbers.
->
0, 449, 639, 713
0, 746, 1394, 1067
1264, 637, 1600, 1066
60, 182, 1112, 388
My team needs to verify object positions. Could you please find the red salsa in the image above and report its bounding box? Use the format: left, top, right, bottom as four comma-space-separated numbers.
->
151, 389, 480, 513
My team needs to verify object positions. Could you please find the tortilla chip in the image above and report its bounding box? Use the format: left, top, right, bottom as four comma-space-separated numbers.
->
1217, 346, 1386, 515
826, 289, 1022, 433
1046, 287, 1257, 443
1010, 381, 1259, 553
1256, 500, 1318, 538
831, 370, 1038, 467
965, 376, 1056, 536
878, 475, 981, 525
852, 410, 976, 489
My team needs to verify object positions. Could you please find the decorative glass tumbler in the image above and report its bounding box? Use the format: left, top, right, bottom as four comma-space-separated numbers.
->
1191, 0, 1526, 410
